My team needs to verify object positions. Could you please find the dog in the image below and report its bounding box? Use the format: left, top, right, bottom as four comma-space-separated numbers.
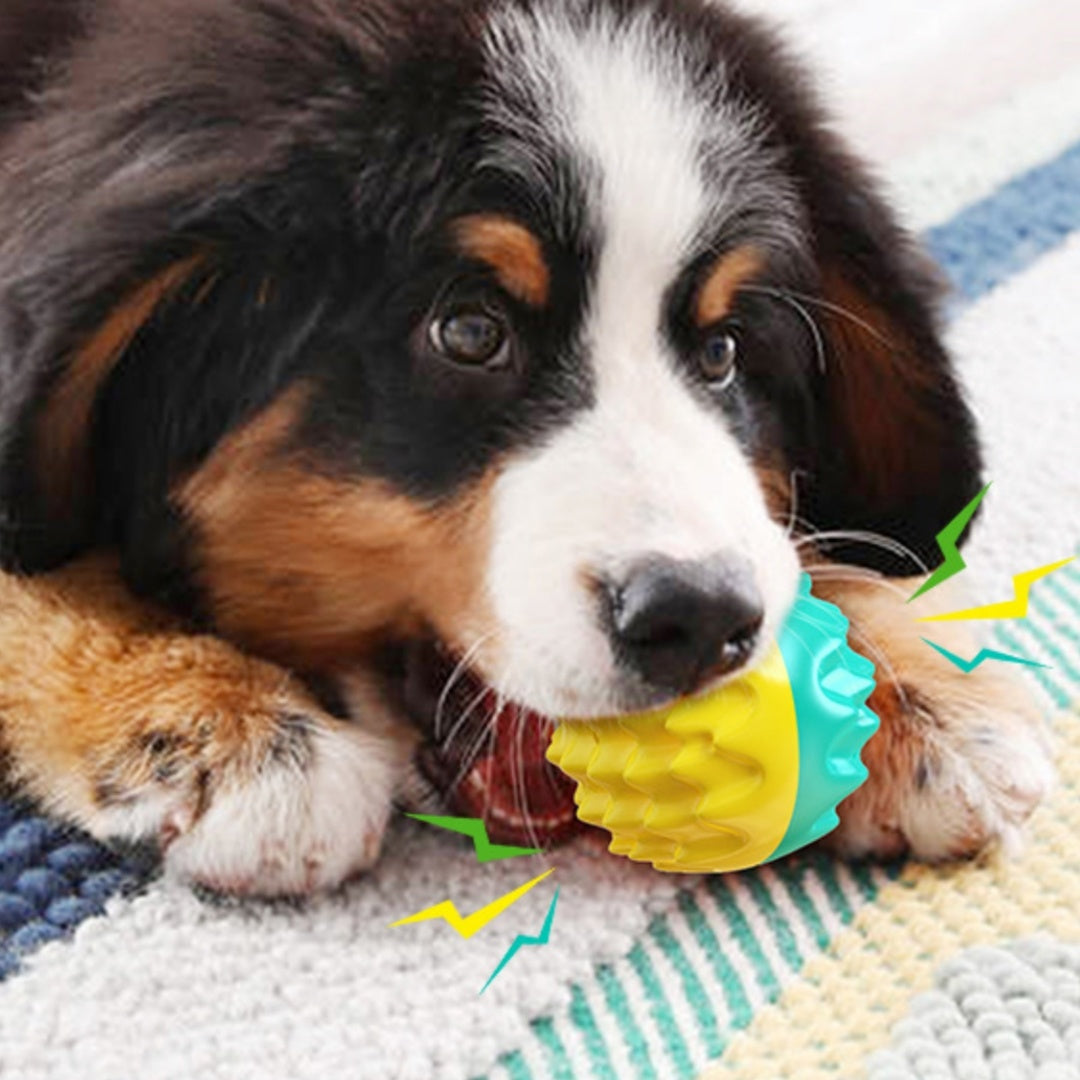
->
0, 0, 1054, 896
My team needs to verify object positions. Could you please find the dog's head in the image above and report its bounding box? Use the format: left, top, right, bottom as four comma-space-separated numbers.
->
0, 0, 980, 741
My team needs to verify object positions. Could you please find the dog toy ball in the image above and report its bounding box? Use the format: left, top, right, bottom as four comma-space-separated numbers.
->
546, 575, 879, 873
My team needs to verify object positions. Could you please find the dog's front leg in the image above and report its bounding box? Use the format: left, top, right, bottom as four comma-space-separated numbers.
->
0, 556, 409, 896
812, 572, 1055, 861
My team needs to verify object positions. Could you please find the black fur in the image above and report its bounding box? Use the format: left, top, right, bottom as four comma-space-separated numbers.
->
0, 0, 982, 620
0, 0, 85, 128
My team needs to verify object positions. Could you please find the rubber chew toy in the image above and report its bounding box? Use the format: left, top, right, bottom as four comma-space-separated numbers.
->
546, 576, 880, 873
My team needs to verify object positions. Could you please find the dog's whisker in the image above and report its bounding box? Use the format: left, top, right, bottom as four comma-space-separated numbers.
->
445, 715, 497, 800
801, 562, 883, 583
447, 690, 494, 763
799, 567, 912, 710
840, 614, 910, 713
784, 513, 826, 541
783, 468, 810, 538
788, 288, 898, 351
744, 283, 898, 354
795, 529, 929, 573
508, 706, 526, 840
488, 658, 545, 852
743, 284, 828, 374
433, 635, 491, 742
440, 683, 494, 765
511, 704, 546, 855
802, 563, 913, 602
478, 711, 499, 826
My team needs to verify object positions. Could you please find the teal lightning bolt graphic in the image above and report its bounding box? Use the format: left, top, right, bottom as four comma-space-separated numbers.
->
908, 483, 991, 602
480, 888, 559, 994
921, 639, 1049, 674
406, 814, 540, 862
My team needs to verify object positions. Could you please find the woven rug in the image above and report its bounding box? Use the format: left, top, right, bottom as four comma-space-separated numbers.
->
701, 708, 1080, 1080
1, 2, 1079, 1078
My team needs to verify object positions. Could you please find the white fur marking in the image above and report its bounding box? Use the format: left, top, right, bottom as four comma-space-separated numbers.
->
480, 7, 801, 716
164, 722, 401, 896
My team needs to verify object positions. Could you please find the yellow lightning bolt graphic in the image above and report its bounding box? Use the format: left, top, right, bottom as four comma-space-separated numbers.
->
388, 868, 554, 939
918, 557, 1075, 623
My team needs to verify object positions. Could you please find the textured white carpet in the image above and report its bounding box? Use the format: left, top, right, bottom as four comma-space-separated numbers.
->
953, 232, 1080, 601
0, 830, 680, 1080
866, 939, 1080, 1079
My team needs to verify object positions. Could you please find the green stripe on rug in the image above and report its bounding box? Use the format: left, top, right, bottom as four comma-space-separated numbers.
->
1010, 615, 1077, 692
742, 876, 802, 971
704, 879, 780, 998
568, 985, 619, 1080
814, 858, 856, 924
848, 862, 882, 904
675, 892, 753, 1029
498, 1050, 534, 1080
773, 861, 832, 949
1028, 595, 1080, 684
533, 1017, 575, 1080
649, 915, 726, 1059
1042, 578, 1080, 654
626, 942, 696, 1080
993, 624, 1070, 707
596, 963, 659, 1080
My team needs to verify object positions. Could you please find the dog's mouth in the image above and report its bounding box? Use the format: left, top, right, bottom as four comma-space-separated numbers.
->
388, 637, 584, 848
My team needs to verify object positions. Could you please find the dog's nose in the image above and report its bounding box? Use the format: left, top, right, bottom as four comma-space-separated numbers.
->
603, 555, 764, 696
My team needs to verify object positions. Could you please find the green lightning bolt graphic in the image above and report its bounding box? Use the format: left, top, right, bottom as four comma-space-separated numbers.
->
908, 483, 991, 602
406, 814, 540, 862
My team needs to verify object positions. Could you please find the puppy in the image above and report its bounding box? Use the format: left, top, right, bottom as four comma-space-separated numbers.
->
0, 0, 1053, 895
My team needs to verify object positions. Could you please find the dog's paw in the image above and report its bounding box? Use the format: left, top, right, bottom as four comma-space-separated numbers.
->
827, 670, 1055, 862
74, 645, 406, 897
160, 713, 399, 897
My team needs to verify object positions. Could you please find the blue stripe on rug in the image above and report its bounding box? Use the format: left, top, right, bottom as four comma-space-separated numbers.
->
0, 803, 148, 977
3, 137, 1080, 985
926, 139, 1080, 302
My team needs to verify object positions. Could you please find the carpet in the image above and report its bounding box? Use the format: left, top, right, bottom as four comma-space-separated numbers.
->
1, 2, 1078, 1078
702, 708, 1080, 1080
869, 939, 1080, 1079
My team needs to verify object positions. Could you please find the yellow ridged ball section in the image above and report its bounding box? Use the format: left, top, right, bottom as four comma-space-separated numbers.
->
546, 576, 879, 873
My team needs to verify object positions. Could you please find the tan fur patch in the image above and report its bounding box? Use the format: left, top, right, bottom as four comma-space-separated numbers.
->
175, 390, 496, 671
453, 215, 550, 308
753, 461, 793, 524
0, 554, 323, 827
695, 246, 763, 327
37, 256, 204, 516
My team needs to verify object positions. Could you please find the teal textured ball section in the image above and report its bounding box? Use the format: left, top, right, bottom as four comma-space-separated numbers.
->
770, 574, 880, 862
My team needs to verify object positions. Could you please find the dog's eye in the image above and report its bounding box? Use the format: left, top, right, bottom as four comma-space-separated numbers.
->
430, 306, 509, 368
698, 325, 739, 390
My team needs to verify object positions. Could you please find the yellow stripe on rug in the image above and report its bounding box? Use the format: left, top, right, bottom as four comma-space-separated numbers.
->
699, 711, 1080, 1080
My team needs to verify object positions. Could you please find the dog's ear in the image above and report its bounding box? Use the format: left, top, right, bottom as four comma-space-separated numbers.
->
791, 146, 984, 575
700, 3, 985, 575
0, 0, 355, 578
0, 255, 210, 574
